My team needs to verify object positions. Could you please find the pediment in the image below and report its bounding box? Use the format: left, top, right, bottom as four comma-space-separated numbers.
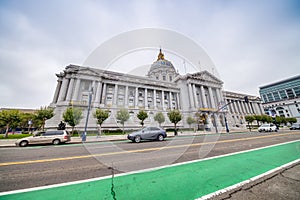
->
188, 70, 223, 84
77, 67, 100, 76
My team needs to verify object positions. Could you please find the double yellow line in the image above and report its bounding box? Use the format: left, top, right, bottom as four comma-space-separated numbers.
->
1, 132, 299, 167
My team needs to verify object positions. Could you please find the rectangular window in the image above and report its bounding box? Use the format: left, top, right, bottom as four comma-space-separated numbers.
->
107, 86, 113, 94
279, 90, 287, 99
273, 92, 280, 101
286, 89, 295, 98
262, 94, 268, 103
267, 93, 274, 102
294, 87, 300, 97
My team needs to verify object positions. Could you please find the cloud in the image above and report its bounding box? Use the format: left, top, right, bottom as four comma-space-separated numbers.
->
0, 0, 299, 108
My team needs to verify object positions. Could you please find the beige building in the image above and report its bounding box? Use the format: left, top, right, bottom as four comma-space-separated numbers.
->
46, 50, 263, 131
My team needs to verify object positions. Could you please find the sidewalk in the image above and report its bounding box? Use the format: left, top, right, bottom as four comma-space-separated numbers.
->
0, 129, 248, 148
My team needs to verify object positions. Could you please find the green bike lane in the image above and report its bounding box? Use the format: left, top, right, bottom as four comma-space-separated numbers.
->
1, 140, 300, 200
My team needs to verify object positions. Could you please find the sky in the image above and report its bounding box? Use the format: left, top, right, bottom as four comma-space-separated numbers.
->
0, 0, 299, 109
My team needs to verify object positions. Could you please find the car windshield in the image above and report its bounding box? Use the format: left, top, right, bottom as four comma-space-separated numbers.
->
261, 124, 269, 127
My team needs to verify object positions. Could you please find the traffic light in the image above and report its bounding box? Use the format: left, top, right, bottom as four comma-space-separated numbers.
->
244, 96, 249, 103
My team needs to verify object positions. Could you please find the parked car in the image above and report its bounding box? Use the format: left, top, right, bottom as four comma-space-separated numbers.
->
290, 123, 300, 130
127, 127, 167, 143
15, 130, 71, 147
258, 124, 278, 132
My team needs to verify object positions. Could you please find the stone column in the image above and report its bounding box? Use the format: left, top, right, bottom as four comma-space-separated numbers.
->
232, 100, 238, 113
58, 78, 69, 102
91, 81, 96, 102
241, 101, 245, 114
124, 85, 128, 107
188, 83, 195, 108
101, 83, 107, 104
244, 101, 249, 114
208, 87, 216, 108
94, 81, 102, 103
193, 84, 199, 108
135, 87, 139, 108
169, 91, 172, 109
72, 78, 81, 101
241, 101, 246, 114
176, 93, 180, 109
52, 79, 62, 103
66, 78, 75, 101
113, 84, 118, 106
249, 102, 254, 114
254, 103, 260, 114
162, 90, 165, 110
244, 102, 249, 114
144, 88, 148, 108
215, 88, 220, 107
237, 100, 243, 114
200, 85, 207, 108
153, 89, 157, 109
227, 100, 233, 113
258, 103, 264, 114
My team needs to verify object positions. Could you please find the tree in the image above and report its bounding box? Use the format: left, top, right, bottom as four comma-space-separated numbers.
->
137, 110, 148, 127
245, 115, 255, 132
253, 115, 262, 126
167, 110, 182, 136
261, 115, 272, 124
286, 117, 297, 125
93, 109, 109, 136
63, 107, 83, 134
20, 112, 36, 133
154, 112, 165, 127
116, 108, 130, 133
0, 110, 21, 138
186, 116, 196, 129
35, 106, 54, 131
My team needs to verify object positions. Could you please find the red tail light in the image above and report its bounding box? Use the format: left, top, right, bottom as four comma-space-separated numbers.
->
64, 135, 68, 139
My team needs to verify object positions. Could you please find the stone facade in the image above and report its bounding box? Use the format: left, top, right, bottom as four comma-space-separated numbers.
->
46, 50, 263, 131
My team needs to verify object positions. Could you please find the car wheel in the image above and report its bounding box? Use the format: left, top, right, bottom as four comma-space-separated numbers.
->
134, 135, 141, 143
157, 134, 164, 141
259, 130, 262, 132
52, 139, 61, 145
19, 140, 28, 147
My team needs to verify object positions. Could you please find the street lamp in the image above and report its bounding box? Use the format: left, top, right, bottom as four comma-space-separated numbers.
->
82, 87, 93, 142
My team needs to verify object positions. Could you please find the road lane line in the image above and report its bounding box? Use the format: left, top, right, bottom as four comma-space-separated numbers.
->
0, 132, 299, 167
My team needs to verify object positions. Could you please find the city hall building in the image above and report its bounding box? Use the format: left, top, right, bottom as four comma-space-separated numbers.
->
46, 50, 263, 131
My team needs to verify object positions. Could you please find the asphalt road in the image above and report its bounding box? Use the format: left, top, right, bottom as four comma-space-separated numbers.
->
1, 131, 300, 194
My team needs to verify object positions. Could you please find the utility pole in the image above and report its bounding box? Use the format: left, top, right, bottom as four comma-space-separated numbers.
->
82, 87, 93, 142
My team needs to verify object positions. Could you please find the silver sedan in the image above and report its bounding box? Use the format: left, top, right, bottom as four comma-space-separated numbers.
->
127, 127, 167, 143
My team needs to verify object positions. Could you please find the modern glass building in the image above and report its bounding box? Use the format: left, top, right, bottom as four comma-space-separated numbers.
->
259, 75, 300, 103
259, 75, 300, 121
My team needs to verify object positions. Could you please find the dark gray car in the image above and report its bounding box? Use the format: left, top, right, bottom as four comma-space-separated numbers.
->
127, 127, 167, 143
